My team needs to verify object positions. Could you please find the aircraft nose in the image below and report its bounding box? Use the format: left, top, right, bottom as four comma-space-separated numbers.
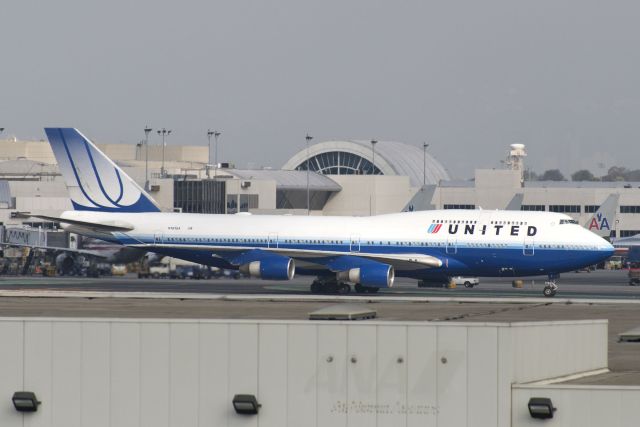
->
588, 231, 614, 257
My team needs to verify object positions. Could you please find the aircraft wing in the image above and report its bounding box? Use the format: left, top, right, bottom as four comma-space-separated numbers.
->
269, 248, 442, 270
135, 243, 442, 270
30, 215, 135, 233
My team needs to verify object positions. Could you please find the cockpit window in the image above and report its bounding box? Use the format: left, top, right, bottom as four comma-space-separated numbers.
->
559, 219, 579, 225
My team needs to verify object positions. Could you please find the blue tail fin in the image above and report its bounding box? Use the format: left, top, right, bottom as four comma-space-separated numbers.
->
45, 128, 161, 212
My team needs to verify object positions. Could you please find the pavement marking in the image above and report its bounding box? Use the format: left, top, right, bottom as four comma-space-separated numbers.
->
1, 289, 640, 304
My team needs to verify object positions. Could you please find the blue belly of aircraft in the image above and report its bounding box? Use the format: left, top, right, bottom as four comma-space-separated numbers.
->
127, 234, 608, 279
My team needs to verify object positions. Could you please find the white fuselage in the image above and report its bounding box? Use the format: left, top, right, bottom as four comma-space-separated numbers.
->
59, 209, 614, 279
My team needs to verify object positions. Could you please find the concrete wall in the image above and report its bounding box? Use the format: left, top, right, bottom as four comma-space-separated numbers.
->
0, 140, 56, 164
227, 179, 277, 211
510, 320, 608, 383
323, 175, 416, 216
0, 318, 607, 427
513, 384, 640, 426
0, 139, 208, 165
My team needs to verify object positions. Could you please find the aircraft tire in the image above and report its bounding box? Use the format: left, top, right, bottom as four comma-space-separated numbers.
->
543, 286, 556, 297
354, 283, 366, 294
338, 283, 351, 294
310, 282, 321, 293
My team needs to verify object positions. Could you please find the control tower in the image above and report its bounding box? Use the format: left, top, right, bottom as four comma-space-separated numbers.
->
505, 143, 526, 185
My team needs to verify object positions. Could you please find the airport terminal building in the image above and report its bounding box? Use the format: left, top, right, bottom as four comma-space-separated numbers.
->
1, 136, 640, 239
2, 138, 640, 427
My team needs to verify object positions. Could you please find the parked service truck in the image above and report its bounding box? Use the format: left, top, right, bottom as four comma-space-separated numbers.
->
628, 248, 640, 286
138, 256, 208, 279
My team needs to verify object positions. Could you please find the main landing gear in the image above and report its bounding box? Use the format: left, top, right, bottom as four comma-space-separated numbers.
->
354, 283, 379, 294
309, 278, 380, 294
310, 278, 351, 294
543, 274, 559, 297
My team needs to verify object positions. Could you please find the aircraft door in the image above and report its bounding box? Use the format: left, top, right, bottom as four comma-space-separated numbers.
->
350, 235, 360, 252
446, 238, 457, 254
153, 232, 164, 245
268, 233, 278, 248
523, 237, 534, 256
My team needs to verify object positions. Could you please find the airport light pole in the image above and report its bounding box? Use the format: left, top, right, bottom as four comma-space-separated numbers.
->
157, 128, 171, 177
423, 142, 429, 188
370, 140, 378, 174
306, 134, 313, 215
370, 139, 378, 216
144, 126, 152, 190
207, 129, 214, 178
213, 131, 221, 179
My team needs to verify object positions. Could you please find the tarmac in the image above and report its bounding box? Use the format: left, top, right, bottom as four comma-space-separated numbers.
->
0, 269, 638, 299
1, 269, 639, 382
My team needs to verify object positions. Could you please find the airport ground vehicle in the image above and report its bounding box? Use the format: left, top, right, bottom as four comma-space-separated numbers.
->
608, 256, 624, 269
138, 256, 211, 279
138, 259, 171, 278
629, 263, 640, 286
452, 276, 479, 288
149, 263, 169, 278
174, 265, 213, 279
627, 248, 640, 286
111, 264, 127, 276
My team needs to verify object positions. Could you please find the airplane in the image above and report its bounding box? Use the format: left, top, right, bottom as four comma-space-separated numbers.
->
32, 128, 614, 297
612, 234, 640, 256
584, 194, 618, 239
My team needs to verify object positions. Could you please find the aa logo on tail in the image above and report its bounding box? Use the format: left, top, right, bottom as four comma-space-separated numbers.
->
588, 213, 610, 231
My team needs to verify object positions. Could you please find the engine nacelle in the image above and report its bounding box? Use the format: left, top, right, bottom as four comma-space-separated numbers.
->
55, 253, 76, 275
336, 263, 394, 288
239, 257, 295, 280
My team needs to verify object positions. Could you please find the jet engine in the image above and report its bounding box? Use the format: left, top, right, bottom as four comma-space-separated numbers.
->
239, 257, 295, 280
336, 263, 394, 288
55, 253, 77, 275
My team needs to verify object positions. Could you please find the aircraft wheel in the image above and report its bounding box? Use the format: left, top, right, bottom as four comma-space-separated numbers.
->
354, 283, 366, 294
338, 283, 351, 294
325, 282, 339, 294
543, 286, 556, 297
366, 287, 379, 294
310, 281, 321, 293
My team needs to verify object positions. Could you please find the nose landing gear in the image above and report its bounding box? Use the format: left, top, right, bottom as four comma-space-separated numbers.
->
543, 274, 559, 297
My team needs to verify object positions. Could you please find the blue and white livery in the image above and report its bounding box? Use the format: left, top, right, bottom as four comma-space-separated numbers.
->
41, 128, 614, 297
45, 128, 160, 212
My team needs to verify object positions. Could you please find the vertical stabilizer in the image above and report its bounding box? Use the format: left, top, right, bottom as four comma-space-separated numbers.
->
44, 128, 161, 212
584, 194, 618, 239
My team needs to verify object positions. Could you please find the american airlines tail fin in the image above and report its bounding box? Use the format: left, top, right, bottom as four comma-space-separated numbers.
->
584, 194, 618, 239
44, 128, 161, 212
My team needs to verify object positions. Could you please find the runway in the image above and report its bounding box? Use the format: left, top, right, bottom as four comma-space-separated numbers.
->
0, 269, 637, 300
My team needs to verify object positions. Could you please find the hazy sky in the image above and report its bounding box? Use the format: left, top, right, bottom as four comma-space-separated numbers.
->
2, 1, 639, 179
